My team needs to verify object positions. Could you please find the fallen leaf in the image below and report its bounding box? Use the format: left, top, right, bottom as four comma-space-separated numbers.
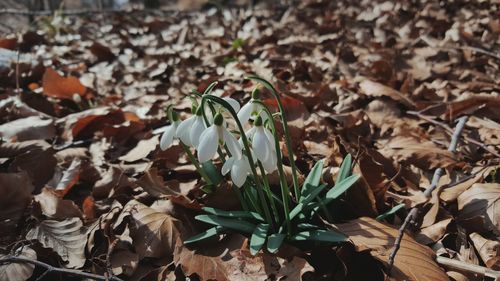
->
119, 136, 159, 162
458, 183, 500, 235
0, 116, 55, 141
337, 217, 449, 281
34, 188, 82, 220
0, 172, 34, 238
9, 147, 57, 189
359, 79, 415, 107
26, 217, 87, 268
0, 247, 36, 281
469, 232, 499, 270
42, 67, 87, 100
415, 218, 453, 245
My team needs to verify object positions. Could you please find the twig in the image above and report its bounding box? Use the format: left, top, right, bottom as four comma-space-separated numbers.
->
436, 256, 500, 279
0, 256, 124, 281
387, 116, 469, 274
407, 111, 500, 159
419, 35, 500, 61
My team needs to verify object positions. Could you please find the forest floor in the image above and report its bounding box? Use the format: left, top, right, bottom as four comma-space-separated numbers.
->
0, 1, 499, 280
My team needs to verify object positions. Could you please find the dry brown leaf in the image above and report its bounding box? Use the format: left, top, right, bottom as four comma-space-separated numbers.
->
467, 117, 500, 146
42, 67, 87, 100
440, 166, 496, 203
123, 200, 182, 259
416, 218, 453, 245
337, 217, 449, 281
0, 116, 55, 141
378, 136, 457, 169
469, 232, 499, 270
0, 247, 36, 281
26, 217, 87, 268
119, 136, 159, 162
110, 241, 139, 276
359, 79, 415, 107
457, 183, 500, 235
0, 172, 34, 238
9, 147, 57, 189
34, 188, 82, 220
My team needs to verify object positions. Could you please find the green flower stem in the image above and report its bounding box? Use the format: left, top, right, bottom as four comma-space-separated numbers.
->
254, 100, 291, 235
200, 83, 227, 163
231, 183, 249, 211
248, 76, 300, 201
257, 161, 279, 230
180, 142, 212, 184
201, 92, 273, 226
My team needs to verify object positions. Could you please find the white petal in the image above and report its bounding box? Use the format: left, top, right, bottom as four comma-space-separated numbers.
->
245, 127, 256, 140
221, 157, 235, 175
176, 116, 195, 146
262, 151, 277, 173
253, 128, 270, 163
198, 126, 219, 163
223, 97, 241, 113
190, 117, 206, 147
237, 102, 253, 124
224, 128, 242, 159
263, 128, 276, 151
231, 158, 248, 187
159, 124, 176, 150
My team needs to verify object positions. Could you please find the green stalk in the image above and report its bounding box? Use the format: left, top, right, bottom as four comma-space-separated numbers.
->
257, 161, 279, 230
200, 92, 273, 226
254, 101, 291, 235
232, 183, 249, 211
248, 76, 301, 201
180, 142, 212, 184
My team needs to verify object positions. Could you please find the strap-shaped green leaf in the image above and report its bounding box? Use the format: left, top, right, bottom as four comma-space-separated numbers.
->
201, 161, 222, 185
250, 223, 269, 255
324, 174, 360, 204
301, 183, 328, 205
195, 215, 256, 234
267, 233, 285, 253
300, 160, 324, 201
337, 154, 352, 183
184, 226, 224, 244
202, 207, 264, 222
297, 223, 321, 230
376, 203, 405, 221
291, 229, 347, 243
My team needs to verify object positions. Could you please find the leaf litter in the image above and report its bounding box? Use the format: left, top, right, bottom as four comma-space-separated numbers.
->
0, 0, 499, 280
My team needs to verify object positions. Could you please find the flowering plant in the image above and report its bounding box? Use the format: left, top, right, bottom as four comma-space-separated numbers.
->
160, 77, 360, 254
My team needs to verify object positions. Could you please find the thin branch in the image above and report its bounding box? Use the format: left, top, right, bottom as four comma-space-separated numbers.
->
0, 256, 124, 281
387, 116, 469, 274
436, 256, 500, 279
407, 111, 500, 159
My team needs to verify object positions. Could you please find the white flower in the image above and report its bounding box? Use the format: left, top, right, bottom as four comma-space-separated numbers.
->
160, 120, 180, 150
246, 123, 277, 174
237, 98, 266, 124
176, 114, 206, 147
222, 155, 251, 187
197, 114, 242, 163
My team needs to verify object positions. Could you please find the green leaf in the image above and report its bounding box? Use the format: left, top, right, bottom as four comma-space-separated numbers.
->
202, 207, 264, 222
324, 174, 360, 204
202, 81, 218, 96
301, 184, 328, 205
231, 38, 245, 49
267, 233, 285, 253
195, 215, 256, 234
250, 223, 269, 255
297, 223, 320, 230
184, 226, 224, 244
376, 203, 405, 221
300, 160, 324, 201
291, 229, 347, 243
337, 154, 352, 183
201, 184, 216, 194
289, 203, 304, 220
247, 76, 277, 95
201, 161, 222, 185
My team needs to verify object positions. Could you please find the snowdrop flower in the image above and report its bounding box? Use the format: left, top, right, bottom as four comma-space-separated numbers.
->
198, 113, 242, 163
222, 155, 251, 187
246, 116, 277, 173
175, 107, 207, 147
237, 88, 266, 124
160, 112, 180, 150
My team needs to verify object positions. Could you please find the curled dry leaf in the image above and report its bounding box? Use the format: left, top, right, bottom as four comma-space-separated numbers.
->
415, 218, 453, 245
119, 135, 159, 162
42, 67, 87, 100
0, 247, 36, 281
34, 188, 82, 220
0, 172, 34, 238
123, 200, 183, 259
469, 232, 499, 270
337, 217, 448, 281
0, 116, 55, 141
26, 217, 87, 268
359, 79, 415, 107
457, 183, 500, 235
9, 147, 57, 189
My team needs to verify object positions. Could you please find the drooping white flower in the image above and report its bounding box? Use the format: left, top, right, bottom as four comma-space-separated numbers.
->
197, 113, 242, 163
237, 98, 265, 124
245, 116, 277, 173
175, 108, 206, 147
222, 155, 251, 187
160, 112, 181, 150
